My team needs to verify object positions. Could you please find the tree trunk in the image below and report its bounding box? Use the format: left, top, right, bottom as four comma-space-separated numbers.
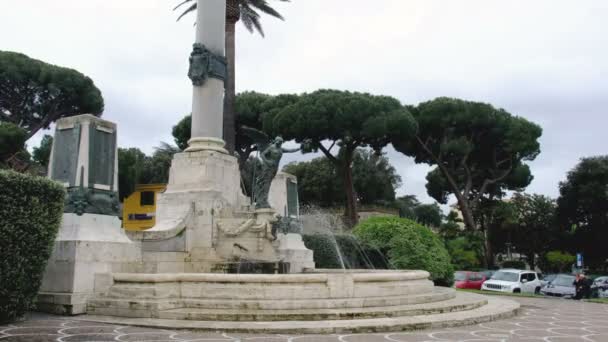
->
223, 20, 237, 154
527, 253, 536, 270
454, 194, 477, 231
483, 227, 494, 268
341, 151, 358, 228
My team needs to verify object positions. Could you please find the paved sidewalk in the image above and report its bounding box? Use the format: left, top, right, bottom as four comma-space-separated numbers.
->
1, 297, 607, 341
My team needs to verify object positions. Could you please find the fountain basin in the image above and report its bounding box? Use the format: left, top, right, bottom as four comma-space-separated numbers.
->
85, 270, 519, 333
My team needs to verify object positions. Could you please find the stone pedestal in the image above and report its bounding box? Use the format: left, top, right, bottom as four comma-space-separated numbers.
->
268, 172, 299, 218
37, 214, 141, 315
276, 233, 315, 273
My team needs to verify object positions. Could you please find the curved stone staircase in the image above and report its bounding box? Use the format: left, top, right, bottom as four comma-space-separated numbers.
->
84, 270, 519, 333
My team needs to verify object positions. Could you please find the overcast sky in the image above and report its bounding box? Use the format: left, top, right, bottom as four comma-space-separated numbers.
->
2, 0, 606, 205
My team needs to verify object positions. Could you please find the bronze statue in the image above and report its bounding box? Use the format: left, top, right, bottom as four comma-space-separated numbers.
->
241, 127, 305, 209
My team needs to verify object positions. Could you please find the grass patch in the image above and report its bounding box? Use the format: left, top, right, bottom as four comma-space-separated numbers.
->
459, 289, 608, 303
457, 289, 541, 298
585, 298, 608, 304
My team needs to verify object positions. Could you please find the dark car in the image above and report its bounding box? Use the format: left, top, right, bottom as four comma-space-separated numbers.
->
540, 274, 576, 298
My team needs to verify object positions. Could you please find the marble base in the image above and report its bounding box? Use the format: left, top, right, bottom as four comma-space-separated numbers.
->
277, 233, 315, 273
37, 214, 141, 315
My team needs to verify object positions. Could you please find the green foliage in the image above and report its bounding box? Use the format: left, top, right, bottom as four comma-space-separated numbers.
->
117, 144, 180, 201
302, 234, 389, 269
557, 156, 608, 268
393, 195, 419, 220
501, 260, 527, 269
446, 236, 483, 270
413, 203, 443, 228
499, 193, 558, 268
393, 97, 542, 234
302, 234, 346, 269
172, 92, 274, 160
266, 89, 417, 225
172, 116, 191, 151
393, 195, 443, 228
117, 147, 147, 201
142, 143, 180, 184
283, 157, 340, 207
352, 150, 401, 205
283, 149, 401, 208
353, 216, 454, 286
544, 251, 576, 273
0, 51, 104, 139
437, 211, 463, 240
32, 135, 53, 168
0, 170, 65, 323
0, 122, 26, 165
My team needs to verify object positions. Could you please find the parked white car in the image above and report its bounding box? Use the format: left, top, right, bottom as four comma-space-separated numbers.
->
481, 269, 542, 294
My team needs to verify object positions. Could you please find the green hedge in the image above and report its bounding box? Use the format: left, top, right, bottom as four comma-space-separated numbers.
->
501, 260, 527, 270
0, 170, 65, 323
302, 234, 390, 269
353, 216, 454, 286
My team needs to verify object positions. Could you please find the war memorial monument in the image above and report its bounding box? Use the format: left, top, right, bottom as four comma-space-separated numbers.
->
35, 0, 519, 333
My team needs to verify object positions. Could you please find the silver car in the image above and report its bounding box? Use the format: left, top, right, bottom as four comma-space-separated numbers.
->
592, 276, 608, 298
540, 274, 576, 298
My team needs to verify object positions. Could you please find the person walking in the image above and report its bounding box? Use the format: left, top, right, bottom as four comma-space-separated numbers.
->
573, 273, 592, 300
573, 273, 584, 300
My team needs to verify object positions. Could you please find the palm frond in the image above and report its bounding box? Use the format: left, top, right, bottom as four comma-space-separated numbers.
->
247, 0, 287, 20
174, 0, 288, 35
240, 4, 263, 35
173, 0, 194, 11
155, 142, 181, 155
175, 2, 197, 21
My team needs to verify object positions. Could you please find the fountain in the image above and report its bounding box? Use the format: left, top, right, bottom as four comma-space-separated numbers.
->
37, 0, 519, 333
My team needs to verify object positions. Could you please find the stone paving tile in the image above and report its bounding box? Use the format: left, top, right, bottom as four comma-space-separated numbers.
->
170, 331, 231, 340
61, 334, 118, 341
339, 334, 389, 342
587, 334, 608, 342
290, 335, 342, 342
385, 332, 445, 342
1, 327, 63, 335
117, 332, 178, 341
0, 297, 606, 341
58, 326, 119, 335
0, 336, 63, 342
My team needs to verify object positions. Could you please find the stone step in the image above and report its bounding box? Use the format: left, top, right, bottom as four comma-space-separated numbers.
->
105, 284, 178, 299
102, 280, 433, 300
79, 294, 520, 334
90, 288, 454, 312
157, 293, 486, 321
182, 288, 455, 310
87, 289, 455, 318
87, 290, 456, 319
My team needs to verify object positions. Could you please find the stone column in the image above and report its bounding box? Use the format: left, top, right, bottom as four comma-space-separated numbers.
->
186, 0, 228, 154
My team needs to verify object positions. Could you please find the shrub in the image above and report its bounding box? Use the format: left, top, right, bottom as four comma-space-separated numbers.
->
446, 237, 482, 270
0, 170, 65, 323
302, 234, 343, 269
544, 250, 576, 273
302, 234, 389, 269
501, 260, 527, 270
353, 216, 454, 286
